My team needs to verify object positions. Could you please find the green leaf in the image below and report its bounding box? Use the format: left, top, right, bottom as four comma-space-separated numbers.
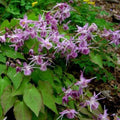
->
0, 64, 6, 75
0, 53, 6, 63
12, 77, 30, 96
1, 86, 16, 115
79, 106, 93, 118
27, 12, 38, 21
14, 101, 32, 120
25, 38, 39, 53
23, 86, 42, 117
90, 52, 103, 68
7, 67, 23, 89
0, 20, 10, 31
53, 65, 62, 78
38, 81, 58, 114
10, 19, 19, 27
0, 0, 7, 7
0, 77, 11, 97
3, 49, 25, 59
0, 104, 2, 117
31, 69, 53, 84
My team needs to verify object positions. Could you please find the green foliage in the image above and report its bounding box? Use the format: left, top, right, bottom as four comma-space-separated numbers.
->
7, 67, 23, 89
90, 52, 103, 68
0, 0, 32, 23
0, 53, 6, 63
1, 86, 16, 115
23, 85, 43, 116
69, 0, 114, 31
38, 81, 58, 114
0, 64, 6, 75
0, 0, 119, 119
14, 101, 32, 120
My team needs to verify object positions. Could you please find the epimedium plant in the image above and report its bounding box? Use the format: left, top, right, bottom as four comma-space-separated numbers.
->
0, 1, 120, 120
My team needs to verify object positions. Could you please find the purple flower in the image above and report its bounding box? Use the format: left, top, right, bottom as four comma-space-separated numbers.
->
75, 71, 96, 88
69, 0, 74, 3
97, 109, 109, 120
62, 88, 72, 104
30, 55, 44, 65
29, 49, 34, 55
86, 92, 101, 111
0, 35, 6, 42
78, 40, 90, 55
63, 21, 71, 30
22, 62, 33, 76
62, 96, 69, 104
16, 66, 21, 72
20, 15, 32, 28
88, 23, 98, 32
70, 90, 80, 99
76, 23, 88, 33
57, 109, 78, 120
40, 61, 49, 71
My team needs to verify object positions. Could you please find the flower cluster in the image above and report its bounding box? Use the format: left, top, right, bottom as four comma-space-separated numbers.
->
0, 2, 100, 76
102, 29, 120, 45
58, 71, 109, 120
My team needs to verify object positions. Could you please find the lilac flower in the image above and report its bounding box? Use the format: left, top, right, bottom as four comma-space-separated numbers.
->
26, 27, 37, 39
86, 92, 101, 111
69, 0, 74, 3
0, 35, 6, 42
51, 32, 64, 44
75, 71, 96, 95
40, 61, 50, 71
16, 66, 21, 72
97, 109, 109, 120
76, 23, 88, 34
6, 61, 10, 67
43, 37, 53, 50
62, 96, 69, 104
62, 88, 72, 104
75, 71, 96, 88
10, 63, 16, 68
57, 109, 78, 120
16, 59, 22, 65
29, 55, 44, 65
70, 90, 80, 99
20, 15, 32, 28
52, 3, 71, 23
88, 23, 98, 32
21, 62, 33, 76
29, 49, 34, 55
63, 21, 71, 30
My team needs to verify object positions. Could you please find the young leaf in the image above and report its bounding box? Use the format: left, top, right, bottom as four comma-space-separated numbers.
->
23, 86, 42, 117
10, 19, 19, 27
0, 104, 2, 117
31, 69, 53, 84
1, 86, 16, 115
38, 81, 58, 114
0, 20, 10, 31
90, 52, 103, 68
53, 65, 62, 78
0, 64, 6, 75
0, 77, 11, 97
14, 101, 32, 120
3, 49, 25, 60
12, 77, 31, 96
0, 54, 6, 63
7, 67, 23, 89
